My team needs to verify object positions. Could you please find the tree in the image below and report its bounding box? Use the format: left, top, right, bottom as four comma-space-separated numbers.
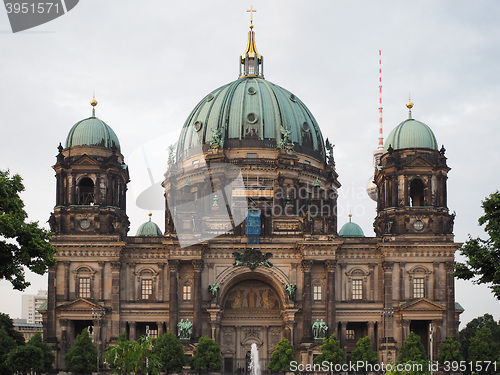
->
437, 334, 463, 364
350, 336, 378, 372
28, 332, 55, 373
0, 170, 57, 291
313, 333, 345, 374
459, 313, 500, 362
0, 312, 25, 345
468, 326, 499, 374
154, 332, 185, 374
104, 332, 160, 375
6, 345, 43, 375
397, 332, 427, 363
0, 326, 17, 375
64, 329, 97, 374
455, 191, 500, 299
190, 336, 222, 373
267, 337, 295, 374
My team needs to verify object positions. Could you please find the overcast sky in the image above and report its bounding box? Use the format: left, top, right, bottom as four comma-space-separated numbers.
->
0, 0, 499, 327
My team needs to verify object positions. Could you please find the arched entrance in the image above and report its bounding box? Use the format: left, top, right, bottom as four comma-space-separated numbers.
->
218, 273, 286, 375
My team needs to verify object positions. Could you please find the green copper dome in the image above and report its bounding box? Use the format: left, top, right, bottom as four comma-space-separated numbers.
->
136, 217, 163, 237
339, 220, 365, 237
383, 118, 438, 154
176, 77, 326, 161
65, 116, 121, 151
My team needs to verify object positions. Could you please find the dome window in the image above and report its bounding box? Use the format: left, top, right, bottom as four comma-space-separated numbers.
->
290, 94, 296, 102
206, 93, 214, 102
247, 87, 257, 95
247, 113, 258, 124
302, 122, 310, 132
77, 177, 94, 205
194, 121, 203, 132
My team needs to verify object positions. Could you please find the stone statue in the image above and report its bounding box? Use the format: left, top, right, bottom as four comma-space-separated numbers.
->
278, 126, 293, 150
168, 144, 175, 165
208, 283, 220, 303
285, 283, 297, 302
210, 127, 224, 149
177, 318, 193, 340
325, 138, 335, 165
313, 319, 328, 339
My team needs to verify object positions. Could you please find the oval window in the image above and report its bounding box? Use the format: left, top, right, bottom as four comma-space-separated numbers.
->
194, 121, 203, 132
247, 113, 258, 124
247, 87, 256, 95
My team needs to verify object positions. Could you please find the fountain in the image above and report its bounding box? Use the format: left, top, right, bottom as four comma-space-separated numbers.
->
249, 343, 261, 375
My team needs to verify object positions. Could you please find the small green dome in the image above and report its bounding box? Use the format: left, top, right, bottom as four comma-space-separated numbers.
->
383, 118, 438, 153
339, 221, 365, 237
176, 77, 326, 162
136, 217, 163, 237
65, 117, 121, 151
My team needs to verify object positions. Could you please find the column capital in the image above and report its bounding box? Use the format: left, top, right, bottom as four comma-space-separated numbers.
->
168, 260, 180, 271
301, 260, 313, 272
382, 261, 394, 271
324, 259, 336, 272
192, 259, 204, 271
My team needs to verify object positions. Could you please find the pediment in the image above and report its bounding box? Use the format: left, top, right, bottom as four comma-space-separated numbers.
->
399, 298, 445, 312
56, 298, 104, 312
71, 154, 100, 166
407, 157, 433, 167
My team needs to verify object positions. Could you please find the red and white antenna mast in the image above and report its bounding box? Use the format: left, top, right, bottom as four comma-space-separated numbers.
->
378, 49, 383, 151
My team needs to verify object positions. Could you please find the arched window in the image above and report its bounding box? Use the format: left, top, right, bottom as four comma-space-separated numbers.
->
78, 177, 95, 205
410, 179, 424, 207
74, 266, 95, 299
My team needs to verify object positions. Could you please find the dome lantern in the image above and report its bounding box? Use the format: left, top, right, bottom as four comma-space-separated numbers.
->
240, 6, 263, 78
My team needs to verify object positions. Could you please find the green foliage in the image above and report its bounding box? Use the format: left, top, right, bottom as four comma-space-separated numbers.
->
459, 313, 500, 362
0, 326, 17, 375
436, 334, 463, 364
350, 336, 378, 369
6, 345, 43, 374
267, 337, 295, 373
154, 332, 185, 374
313, 333, 345, 368
455, 191, 500, 299
468, 326, 499, 373
397, 332, 427, 364
104, 332, 160, 375
64, 329, 97, 374
190, 336, 222, 372
0, 170, 57, 291
0, 312, 24, 345
28, 332, 55, 373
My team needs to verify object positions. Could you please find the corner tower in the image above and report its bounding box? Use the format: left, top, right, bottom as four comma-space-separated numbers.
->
374, 101, 454, 237
50, 98, 130, 236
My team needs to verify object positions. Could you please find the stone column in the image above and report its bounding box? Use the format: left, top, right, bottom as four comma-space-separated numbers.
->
192, 259, 204, 340
368, 321, 376, 350
129, 322, 136, 341
99, 261, 105, 301
47, 268, 57, 339
445, 261, 456, 337
129, 263, 135, 301
110, 262, 121, 339
157, 322, 165, 336
340, 321, 347, 348
64, 261, 70, 300
382, 261, 394, 339
325, 260, 336, 335
399, 262, 405, 301
301, 260, 313, 342
168, 260, 180, 334
158, 263, 165, 302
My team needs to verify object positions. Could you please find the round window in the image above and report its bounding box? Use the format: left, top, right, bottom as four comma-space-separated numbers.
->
302, 122, 310, 131
247, 87, 256, 95
194, 121, 203, 132
206, 93, 214, 102
247, 113, 258, 124
80, 219, 91, 230
413, 220, 424, 231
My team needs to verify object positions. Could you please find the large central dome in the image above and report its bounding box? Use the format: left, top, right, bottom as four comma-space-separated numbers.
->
176, 77, 326, 161
175, 25, 326, 163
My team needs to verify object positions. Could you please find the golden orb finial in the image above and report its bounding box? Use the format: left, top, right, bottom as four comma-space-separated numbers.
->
90, 98, 98, 107
406, 100, 414, 109
348, 212, 353, 222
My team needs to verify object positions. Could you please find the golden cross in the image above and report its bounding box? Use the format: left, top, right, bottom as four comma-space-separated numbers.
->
247, 5, 257, 25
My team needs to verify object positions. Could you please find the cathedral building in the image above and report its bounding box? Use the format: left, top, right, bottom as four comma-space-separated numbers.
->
43, 18, 462, 373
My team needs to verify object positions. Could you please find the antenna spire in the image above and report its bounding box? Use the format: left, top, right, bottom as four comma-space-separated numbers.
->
378, 50, 383, 150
